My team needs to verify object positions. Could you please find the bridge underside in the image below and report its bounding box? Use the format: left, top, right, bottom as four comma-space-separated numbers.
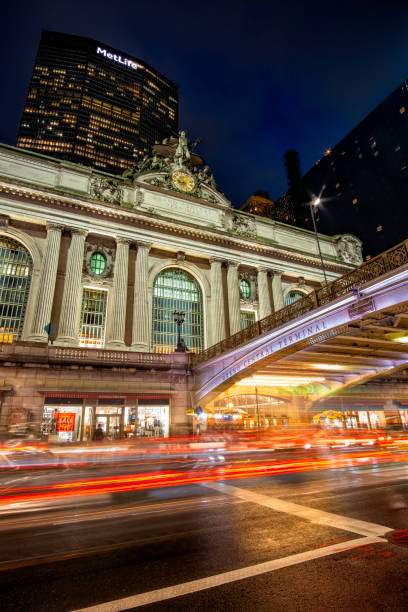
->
194, 302, 408, 424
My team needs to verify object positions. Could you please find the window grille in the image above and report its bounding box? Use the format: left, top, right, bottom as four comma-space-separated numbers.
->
285, 291, 305, 306
239, 279, 251, 299
240, 310, 256, 330
0, 238, 33, 343
152, 268, 204, 354
79, 288, 107, 348
90, 252, 106, 275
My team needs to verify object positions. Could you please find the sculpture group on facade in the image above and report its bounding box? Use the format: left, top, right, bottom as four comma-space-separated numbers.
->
121, 130, 220, 200
89, 176, 124, 205
335, 234, 363, 265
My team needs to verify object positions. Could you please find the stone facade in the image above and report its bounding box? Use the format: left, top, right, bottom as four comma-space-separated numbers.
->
0, 144, 361, 437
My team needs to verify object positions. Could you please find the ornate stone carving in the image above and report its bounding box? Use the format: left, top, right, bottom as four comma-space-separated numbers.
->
0, 215, 10, 229
89, 176, 124, 205
120, 129, 230, 207
231, 213, 257, 239
335, 234, 363, 265
176, 251, 186, 264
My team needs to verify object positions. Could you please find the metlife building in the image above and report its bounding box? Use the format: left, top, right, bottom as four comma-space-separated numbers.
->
16, 30, 178, 174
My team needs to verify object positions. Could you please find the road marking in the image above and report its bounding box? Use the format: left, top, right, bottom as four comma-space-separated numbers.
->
204, 482, 391, 536
71, 536, 383, 612
71, 481, 394, 612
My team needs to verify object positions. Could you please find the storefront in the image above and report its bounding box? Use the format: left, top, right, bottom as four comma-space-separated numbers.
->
209, 394, 288, 430
397, 403, 408, 429
314, 406, 386, 429
41, 394, 171, 442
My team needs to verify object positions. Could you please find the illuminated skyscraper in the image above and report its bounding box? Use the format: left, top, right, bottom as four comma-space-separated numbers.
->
16, 30, 178, 174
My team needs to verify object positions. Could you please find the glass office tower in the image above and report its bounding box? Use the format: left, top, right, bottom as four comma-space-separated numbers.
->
16, 30, 178, 174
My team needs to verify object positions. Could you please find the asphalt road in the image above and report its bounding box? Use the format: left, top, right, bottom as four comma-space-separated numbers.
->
1, 452, 408, 611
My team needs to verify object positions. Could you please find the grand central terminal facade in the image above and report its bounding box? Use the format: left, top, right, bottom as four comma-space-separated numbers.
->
0, 134, 365, 440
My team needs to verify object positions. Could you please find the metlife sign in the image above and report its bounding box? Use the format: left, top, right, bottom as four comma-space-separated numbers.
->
96, 47, 138, 70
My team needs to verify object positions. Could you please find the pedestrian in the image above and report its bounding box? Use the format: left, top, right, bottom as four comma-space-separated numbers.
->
92, 424, 104, 441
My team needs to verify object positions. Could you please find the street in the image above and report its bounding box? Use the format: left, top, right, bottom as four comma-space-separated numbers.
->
1, 448, 408, 611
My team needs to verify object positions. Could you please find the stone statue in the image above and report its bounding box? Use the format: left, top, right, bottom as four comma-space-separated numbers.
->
174, 130, 190, 168
335, 234, 363, 265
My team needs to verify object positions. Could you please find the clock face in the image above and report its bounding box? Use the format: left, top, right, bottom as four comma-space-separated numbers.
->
171, 170, 195, 193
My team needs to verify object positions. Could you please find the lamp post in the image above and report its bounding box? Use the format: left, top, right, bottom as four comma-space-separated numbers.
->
173, 311, 187, 352
309, 198, 328, 286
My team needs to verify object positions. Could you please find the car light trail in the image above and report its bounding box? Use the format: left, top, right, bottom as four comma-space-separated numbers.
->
1, 449, 408, 506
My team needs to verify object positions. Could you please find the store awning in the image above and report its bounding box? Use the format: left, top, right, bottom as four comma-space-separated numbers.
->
42, 391, 171, 400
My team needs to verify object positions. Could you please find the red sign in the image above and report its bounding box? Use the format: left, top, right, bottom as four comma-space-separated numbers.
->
57, 413, 76, 432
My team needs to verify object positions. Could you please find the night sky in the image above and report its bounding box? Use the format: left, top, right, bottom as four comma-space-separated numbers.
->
1, 0, 408, 211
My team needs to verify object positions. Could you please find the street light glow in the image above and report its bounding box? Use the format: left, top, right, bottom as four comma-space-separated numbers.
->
236, 375, 325, 387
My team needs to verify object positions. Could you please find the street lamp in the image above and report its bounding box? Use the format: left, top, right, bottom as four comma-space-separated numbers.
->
173, 311, 187, 352
309, 197, 328, 286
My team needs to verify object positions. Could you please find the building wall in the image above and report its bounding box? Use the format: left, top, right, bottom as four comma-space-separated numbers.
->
0, 145, 360, 436
16, 30, 178, 174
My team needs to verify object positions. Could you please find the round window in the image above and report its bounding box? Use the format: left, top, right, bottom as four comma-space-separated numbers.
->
239, 279, 251, 299
90, 252, 107, 276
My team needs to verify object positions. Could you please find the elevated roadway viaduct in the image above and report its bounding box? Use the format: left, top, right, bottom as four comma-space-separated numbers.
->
191, 240, 408, 421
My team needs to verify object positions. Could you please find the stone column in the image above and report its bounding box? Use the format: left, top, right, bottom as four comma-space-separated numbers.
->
227, 261, 241, 335
258, 268, 272, 320
106, 237, 130, 349
28, 224, 63, 342
131, 241, 151, 352
210, 258, 226, 345
272, 270, 284, 312
55, 228, 88, 346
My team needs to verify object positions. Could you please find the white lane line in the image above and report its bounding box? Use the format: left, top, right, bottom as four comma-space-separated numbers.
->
71, 535, 383, 612
204, 482, 391, 537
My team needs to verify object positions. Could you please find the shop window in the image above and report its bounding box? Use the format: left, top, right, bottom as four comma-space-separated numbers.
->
152, 268, 204, 354
240, 310, 256, 330
90, 252, 107, 276
239, 278, 251, 299
0, 237, 33, 343
285, 290, 305, 306
79, 288, 107, 348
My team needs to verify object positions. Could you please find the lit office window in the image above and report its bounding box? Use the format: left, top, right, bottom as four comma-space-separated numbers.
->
0, 238, 33, 343
79, 289, 107, 347
285, 291, 305, 306
240, 310, 256, 330
152, 268, 203, 354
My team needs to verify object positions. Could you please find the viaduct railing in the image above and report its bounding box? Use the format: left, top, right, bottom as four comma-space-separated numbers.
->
191, 239, 408, 367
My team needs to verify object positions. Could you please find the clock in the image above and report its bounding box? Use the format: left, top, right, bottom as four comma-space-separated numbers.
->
171, 170, 196, 193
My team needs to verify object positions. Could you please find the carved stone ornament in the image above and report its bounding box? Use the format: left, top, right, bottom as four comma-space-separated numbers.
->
120, 129, 231, 207
335, 234, 363, 265
83, 243, 114, 280
0, 215, 10, 230
89, 176, 124, 205
231, 213, 257, 239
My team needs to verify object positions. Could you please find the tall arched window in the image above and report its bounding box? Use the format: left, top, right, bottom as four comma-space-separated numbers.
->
0, 237, 33, 343
152, 268, 204, 354
285, 290, 305, 306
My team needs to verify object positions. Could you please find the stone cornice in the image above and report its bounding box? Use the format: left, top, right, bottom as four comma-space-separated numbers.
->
0, 179, 353, 274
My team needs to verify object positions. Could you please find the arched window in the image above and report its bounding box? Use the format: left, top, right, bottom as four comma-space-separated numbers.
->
152, 268, 204, 354
285, 290, 305, 306
0, 237, 33, 343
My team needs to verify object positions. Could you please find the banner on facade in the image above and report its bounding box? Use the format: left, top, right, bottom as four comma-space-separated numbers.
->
56, 413, 76, 432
